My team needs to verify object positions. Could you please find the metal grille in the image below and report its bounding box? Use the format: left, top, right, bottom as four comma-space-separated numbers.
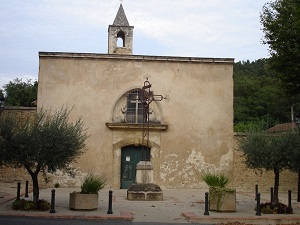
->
112, 88, 161, 124
125, 89, 143, 124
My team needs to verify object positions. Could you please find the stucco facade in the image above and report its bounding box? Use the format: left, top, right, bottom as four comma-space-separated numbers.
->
37, 53, 234, 189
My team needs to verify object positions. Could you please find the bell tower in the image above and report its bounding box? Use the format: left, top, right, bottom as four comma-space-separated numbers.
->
108, 4, 134, 55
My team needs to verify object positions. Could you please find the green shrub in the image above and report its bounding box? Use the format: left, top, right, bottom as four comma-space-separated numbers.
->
12, 199, 50, 211
202, 173, 229, 188
260, 202, 293, 214
81, 173, 107, 194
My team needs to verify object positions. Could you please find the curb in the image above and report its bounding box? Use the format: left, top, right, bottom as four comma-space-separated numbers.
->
0, 211, 133, 221
181, 211, 300, 225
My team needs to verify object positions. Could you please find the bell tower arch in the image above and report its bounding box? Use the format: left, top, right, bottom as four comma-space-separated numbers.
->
108, 4, 134, 54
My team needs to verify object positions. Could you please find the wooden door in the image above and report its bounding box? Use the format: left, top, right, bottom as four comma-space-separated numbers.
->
120, 145, 150, 189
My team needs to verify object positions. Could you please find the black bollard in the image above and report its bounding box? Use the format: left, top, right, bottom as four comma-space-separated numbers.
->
17, 182, 21, 201
255, 184, 258, 200
270, 187, 274, 203
256, 193, 261, 216
49, 189, 56, 213
25, 180, 29, 197
107, 190, 113, 214
204, 192, 209, 215
288, 190, 292, 210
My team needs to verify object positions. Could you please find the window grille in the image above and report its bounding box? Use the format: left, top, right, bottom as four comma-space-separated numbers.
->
112, 88, 162, 124
125, 89, 143, 123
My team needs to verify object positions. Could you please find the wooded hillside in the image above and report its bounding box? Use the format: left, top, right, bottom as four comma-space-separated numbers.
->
234, 58, 300, 132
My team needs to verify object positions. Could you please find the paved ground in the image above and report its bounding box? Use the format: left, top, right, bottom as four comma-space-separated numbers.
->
0, 182, 300, 224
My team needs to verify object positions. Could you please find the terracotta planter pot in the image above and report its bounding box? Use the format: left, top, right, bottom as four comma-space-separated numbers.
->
209, 186, 236, 212
69, 193, 99, 210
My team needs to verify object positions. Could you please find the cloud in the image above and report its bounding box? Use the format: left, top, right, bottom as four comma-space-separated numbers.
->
0, 73, 37, 90
126, 0, 269, 59
0, 0, 270, 84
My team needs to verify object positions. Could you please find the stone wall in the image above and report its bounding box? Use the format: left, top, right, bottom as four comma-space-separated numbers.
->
233, 134, 298, 193
0, 165, 86, 189
1, 106, 36, 119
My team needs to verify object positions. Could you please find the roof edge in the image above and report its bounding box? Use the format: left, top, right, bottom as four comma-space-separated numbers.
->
39, 52, 234, 63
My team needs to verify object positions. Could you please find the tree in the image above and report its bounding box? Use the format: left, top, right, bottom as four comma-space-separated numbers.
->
0, 108, 88, 203
238, 131, 299, 204
286, 130, 300, 201
3, 78, 38, 107
233, 59, 294, 132
260, 0, 300, 95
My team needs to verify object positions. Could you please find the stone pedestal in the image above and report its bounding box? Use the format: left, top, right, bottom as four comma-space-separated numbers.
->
127, 183, 163, 201
136, 161, 153, 183
127, 161, 163, 201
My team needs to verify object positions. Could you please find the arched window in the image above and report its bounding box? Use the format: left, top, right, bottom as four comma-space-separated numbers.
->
125, 89, 143, 123
112, 88, 162, 124
117, 31, 125, 47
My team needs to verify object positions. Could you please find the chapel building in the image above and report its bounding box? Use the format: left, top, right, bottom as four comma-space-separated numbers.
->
37, 4, 234, 189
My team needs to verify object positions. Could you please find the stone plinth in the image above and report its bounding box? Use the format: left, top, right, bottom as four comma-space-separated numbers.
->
136, 161, 153, 184
127, 183, 163, 201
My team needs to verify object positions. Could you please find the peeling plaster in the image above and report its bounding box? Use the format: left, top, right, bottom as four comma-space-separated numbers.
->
160, 153, 179, 182
185, 149, 217, 174
52, 168, 87, 188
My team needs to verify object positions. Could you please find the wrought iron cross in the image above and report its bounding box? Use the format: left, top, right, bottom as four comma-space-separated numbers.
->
139, 79, 164, 160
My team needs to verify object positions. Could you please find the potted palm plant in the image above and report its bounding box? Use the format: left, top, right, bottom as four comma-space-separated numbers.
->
202, 173, 236, 212
69, 173, 107, 210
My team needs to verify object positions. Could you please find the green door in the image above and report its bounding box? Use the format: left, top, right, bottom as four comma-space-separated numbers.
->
120, 145, 150, 189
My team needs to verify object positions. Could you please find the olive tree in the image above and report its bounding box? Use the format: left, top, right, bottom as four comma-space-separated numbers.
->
285, 130, 300, 201
238, 131, 299, 204
0, 108, 88, 203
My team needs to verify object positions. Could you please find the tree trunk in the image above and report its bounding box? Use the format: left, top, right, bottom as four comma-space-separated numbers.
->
273, 165, 279, 204
30, 172, 39, 203
25, 164, 41, 204
297, 169, 300, 202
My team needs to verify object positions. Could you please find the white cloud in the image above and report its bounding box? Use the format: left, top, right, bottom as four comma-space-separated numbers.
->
0, 0, 270, 83
0, 73, 37, 91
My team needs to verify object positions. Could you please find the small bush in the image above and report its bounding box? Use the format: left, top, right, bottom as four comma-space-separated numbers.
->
202, 173, 229, 188
54, 183, 60, 188
12, 199, 50, 211
260, 202, 293, 214
81, 173, 107, 194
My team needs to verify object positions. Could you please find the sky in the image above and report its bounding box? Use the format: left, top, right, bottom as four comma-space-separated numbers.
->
0, 0, 270, 89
